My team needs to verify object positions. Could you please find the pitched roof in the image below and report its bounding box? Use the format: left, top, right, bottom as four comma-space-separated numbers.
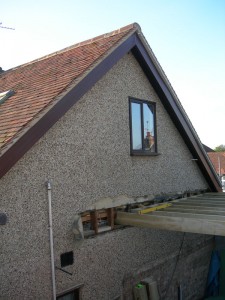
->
0, 23, 222, 191
0, 24, 135, 151
207, 152, 225, 175
203, 144, 215, 153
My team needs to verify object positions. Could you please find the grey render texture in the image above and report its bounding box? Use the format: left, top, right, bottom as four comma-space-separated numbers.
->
0, 50, 213, 298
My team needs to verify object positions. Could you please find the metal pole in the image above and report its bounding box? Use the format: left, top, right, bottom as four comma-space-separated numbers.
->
47, 181, 56, 300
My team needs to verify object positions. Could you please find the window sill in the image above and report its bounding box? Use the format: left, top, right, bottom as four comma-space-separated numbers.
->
130, 151, 161, 156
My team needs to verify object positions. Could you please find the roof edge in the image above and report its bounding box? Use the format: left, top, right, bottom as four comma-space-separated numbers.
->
0, 30, 137, 179
0, 24, 221, 192
2, 23, 139, 74
0, 26, 137, 157
131, 33, 221, 191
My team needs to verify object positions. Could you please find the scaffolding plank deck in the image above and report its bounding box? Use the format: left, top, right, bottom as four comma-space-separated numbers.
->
115, 193, 225, 236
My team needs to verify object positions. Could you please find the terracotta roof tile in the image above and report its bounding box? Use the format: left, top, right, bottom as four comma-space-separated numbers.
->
207, 152, 225, 175
0, 24, 137, 150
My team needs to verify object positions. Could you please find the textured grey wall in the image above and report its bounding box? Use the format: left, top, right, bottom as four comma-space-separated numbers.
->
0, 53, 210, 299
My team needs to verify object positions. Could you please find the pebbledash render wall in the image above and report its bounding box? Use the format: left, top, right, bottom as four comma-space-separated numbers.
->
0, 53, 212, 300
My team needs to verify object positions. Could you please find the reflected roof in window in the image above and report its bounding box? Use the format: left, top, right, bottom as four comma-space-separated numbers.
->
0, 90, 14, 105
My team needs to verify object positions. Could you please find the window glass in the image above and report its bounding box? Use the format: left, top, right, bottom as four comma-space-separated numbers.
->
57, 294, 75, 300
131, 102, 142, 150
143, 103, 155, 152
57, 288, 80, 300
129, 98, 157, 154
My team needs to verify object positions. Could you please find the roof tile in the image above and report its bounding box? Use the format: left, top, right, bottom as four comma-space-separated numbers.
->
0, 24, 136, 150
207, 152, 225, 175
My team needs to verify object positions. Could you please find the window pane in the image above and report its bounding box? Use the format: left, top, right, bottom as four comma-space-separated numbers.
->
57, 289, 80, 300
143, 103, 155, 152
57, 293, 75, 300
131, 103, 142, 150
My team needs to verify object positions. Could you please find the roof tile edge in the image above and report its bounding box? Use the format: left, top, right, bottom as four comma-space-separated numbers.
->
0, 24, 140, 155
2, 23, 139, 74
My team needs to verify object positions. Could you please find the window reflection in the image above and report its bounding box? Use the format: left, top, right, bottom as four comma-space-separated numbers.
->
143, 103, 155, 152
131, 102, 142, 150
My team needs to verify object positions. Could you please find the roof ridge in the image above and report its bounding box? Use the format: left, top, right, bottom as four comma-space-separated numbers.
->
2, 23, 139, 74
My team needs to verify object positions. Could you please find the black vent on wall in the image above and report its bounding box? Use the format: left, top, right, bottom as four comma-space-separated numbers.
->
0, 213, 7, 225
60, 251, 74, 267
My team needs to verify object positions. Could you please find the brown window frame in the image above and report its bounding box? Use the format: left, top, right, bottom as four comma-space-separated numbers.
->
56, 284, 83, 300
129, 97, 158, 156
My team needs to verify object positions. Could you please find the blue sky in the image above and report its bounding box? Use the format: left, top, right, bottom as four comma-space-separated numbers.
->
1, 0, 225, 148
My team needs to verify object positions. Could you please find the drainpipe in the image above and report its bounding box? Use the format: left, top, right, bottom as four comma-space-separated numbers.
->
47, 181, 56, 300
178, 284, 183, 300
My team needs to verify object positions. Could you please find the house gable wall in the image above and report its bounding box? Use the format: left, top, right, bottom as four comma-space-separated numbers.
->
0, 53, 209, 299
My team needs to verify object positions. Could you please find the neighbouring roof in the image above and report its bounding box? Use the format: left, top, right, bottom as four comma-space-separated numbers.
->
0, 23, 222, 191
208, 152, 225, 175
203, 144, 215, 153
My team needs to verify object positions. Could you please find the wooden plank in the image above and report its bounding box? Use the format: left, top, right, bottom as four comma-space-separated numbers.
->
197, 195, 225, 199
90, 211, 98, 234
173, 199, 225, 204
172, 202, 225, 207
82, 211, 108, 222
81, 213, 91, 222
183, 194, 225, 201
179, 201, 225, 206
183, 199, 225, 203
163, 207, 225, 215
107, 208, 115, 230
204, 193, 225, 195
151, 211, 225, 221
170, 203, 225, 210
201, 192, 225, 196
115, 211, 225, 236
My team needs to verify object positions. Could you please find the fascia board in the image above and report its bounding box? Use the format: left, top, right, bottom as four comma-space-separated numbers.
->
131, 34, 221, 191
0, 29, 221, 193
0, 34, 137, 179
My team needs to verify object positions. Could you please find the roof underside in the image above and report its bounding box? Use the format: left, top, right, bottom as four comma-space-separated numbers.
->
116, 193, 225, 236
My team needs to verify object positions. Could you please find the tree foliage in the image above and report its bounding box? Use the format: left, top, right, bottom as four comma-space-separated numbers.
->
214, 144, 225, 152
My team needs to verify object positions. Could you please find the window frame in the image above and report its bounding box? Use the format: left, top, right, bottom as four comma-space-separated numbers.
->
56, 284, 83, 300
129, 97, 158, 156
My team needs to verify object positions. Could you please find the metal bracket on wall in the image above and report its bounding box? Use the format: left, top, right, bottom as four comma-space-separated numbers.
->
55, 266, 73, 276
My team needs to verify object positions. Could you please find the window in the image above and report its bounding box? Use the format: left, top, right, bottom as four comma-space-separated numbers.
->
57, 290, 79, 300
129, 98, 157, 155
57, 286, 82, 300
